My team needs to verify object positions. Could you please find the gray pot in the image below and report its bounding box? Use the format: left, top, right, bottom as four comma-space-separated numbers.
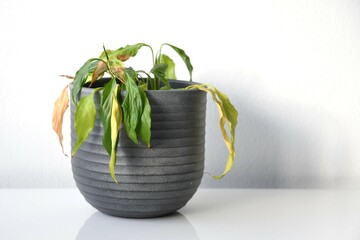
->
70, 80, 207, 218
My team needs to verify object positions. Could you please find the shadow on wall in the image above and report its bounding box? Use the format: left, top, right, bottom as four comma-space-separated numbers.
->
233, 100, 318, 188
199, 73, 349, 188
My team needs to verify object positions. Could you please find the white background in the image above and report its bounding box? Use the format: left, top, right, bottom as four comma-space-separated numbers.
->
0, 0, 359, 188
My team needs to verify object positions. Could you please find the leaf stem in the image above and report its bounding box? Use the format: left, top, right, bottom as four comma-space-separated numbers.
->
102, 44, 110, 60
149, 46, 155, 67
137, 70, 152, 83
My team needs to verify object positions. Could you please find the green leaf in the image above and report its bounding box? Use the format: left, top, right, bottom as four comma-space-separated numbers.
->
137, 88, 151, 147
71, 59, 99, 104
99, 78, 117, 155
139, 82, 148, 91
121, 73, 143, 144
150, 63, 167, 77
124, 67, 138, 80
109, 84, 122, 183
121, 73, 152, 146
72, 89, 99, 156
159, 54, 177, 79
150, 63, 170, 89
186, 84, 238, 179
162, 43, 193, 81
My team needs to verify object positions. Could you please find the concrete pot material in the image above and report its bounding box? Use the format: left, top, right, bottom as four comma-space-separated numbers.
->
70, 80, 207, 218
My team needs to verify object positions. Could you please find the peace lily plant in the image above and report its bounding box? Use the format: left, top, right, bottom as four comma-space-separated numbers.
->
52, 43, 238, 184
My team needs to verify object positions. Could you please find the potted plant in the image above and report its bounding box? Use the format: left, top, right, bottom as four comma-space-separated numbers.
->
52, 43, 238, 218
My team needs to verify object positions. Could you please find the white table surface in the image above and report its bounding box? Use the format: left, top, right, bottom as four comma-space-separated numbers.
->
1, 189, 360, 240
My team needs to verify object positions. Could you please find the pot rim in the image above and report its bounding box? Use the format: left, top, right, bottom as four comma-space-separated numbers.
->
71, 78, 202, 94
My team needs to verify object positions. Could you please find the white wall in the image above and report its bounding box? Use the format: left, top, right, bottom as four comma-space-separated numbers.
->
0, 0, 359, 188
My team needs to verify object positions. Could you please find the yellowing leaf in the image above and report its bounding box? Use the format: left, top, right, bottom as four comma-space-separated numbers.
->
52, 84, 70, 155
109, 85, 122, 184
186, 84, 238, 179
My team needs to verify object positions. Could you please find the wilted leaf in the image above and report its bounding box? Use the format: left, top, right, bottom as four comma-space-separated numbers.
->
116, 43, 151, 61
121, 73, 143, 144
92, 61, 108, 83
186, 84, 238, 179
109, 58, 125, 81
59, 75, 74, 80
99, 77, 117, 155
109, 84, 122, 183
121, 73, 152, 147
159, 54, 177, 79
52, 84, 69, 154
137, 88, 151, 147
99, 43, 152, 64
118, 54, 130, 61
162, 43, 193, 81
71, 59, 99, 104
72, 90, 98, 156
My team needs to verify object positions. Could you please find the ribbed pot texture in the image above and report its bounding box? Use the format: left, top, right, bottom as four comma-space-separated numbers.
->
70, 80, 207, 218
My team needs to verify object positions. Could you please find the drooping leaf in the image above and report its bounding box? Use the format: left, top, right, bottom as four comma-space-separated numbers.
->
137, 88, 151, 147
52, 84, 70, 154
121, 73, 143, 144
124, 68, 139, 83
92, 61, 108, 83
59, 75, 74, 80
99, 43, 152, 64
99, 77, 117, 155
116, 43, 151, 61
186, 84, 238, 179
72, 89, 99, 156
71, 59, 99, 104
109, 84, 122, 183
98, 47, 126, 81
162, 43, 193, 81
109, 58, 125, 81
159, 54, 177, 79
150, 63, 170, 89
